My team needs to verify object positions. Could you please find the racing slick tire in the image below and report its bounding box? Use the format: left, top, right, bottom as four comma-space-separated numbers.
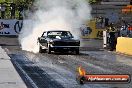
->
48, 45, 51, 54
39, 46, 43, 53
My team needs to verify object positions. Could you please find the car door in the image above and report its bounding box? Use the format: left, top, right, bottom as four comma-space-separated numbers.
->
38, 32, 48, 49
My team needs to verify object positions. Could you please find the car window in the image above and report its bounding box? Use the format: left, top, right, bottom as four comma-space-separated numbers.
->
42, 32, 47, 37
47, 31, 73, 39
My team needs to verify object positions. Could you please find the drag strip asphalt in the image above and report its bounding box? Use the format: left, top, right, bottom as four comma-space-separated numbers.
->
8, 50, 132, 88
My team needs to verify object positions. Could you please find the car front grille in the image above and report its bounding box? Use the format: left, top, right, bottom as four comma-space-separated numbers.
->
53, 41, 79, 46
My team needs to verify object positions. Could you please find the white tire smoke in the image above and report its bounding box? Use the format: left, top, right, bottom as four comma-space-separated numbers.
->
19, 0, 92, 53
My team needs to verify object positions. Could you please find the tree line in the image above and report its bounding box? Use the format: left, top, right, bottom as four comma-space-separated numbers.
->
0, 0, 100, 19
0, 0, 34, 19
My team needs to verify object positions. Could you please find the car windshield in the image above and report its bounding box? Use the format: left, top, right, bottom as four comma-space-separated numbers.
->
47, 31, 73, 39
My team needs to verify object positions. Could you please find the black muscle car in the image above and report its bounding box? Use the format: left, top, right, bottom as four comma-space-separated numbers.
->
37, 30, 80, 54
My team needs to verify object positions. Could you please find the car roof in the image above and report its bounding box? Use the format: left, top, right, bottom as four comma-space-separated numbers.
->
45, 30, 70, 32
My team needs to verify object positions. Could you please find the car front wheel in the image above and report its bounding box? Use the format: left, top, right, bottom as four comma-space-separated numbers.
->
48, 45, 51, 54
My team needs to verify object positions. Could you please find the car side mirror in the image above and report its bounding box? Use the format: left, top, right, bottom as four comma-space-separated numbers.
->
43, 36, 46, 38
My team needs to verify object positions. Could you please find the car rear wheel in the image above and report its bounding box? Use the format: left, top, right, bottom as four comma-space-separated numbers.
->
48, 45, 51, 54
39, 46, 43, 53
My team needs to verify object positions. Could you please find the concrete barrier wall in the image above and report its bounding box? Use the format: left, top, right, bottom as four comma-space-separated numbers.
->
116, 37, 132, 55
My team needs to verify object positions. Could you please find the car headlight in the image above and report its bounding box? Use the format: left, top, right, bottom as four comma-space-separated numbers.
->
75, 40, 80, 45
49, 40, 54, 45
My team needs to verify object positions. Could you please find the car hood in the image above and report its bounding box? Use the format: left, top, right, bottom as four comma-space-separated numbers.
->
48, 37, 79, 42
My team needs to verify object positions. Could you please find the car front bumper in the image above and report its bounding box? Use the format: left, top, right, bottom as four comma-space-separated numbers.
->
50, 45, 79, 48
50, 45, 79, 51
